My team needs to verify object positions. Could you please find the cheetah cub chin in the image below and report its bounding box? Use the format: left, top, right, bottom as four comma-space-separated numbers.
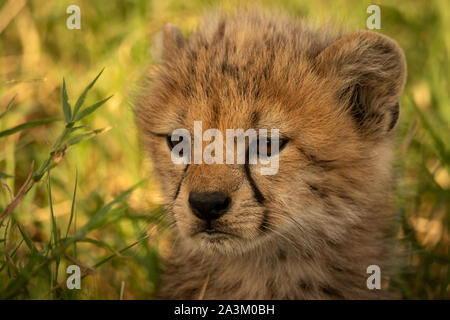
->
136, 9, 407, 299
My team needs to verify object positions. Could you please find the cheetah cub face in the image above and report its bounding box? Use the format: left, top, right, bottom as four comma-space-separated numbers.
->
136, 12, 406, 257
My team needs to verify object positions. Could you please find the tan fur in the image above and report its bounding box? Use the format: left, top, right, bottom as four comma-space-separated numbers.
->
135, 8, 407, 299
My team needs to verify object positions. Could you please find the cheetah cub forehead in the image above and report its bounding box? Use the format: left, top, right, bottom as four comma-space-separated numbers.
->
136, 10, 406, 256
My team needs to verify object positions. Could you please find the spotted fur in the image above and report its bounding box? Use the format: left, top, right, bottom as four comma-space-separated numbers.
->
135, 8, 407, 299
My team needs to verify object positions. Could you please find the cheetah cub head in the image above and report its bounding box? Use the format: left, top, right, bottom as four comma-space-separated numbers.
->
136, 12, 406, 257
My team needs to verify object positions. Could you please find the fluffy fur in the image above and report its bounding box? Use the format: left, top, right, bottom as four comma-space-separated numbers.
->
135, 8, 407, 299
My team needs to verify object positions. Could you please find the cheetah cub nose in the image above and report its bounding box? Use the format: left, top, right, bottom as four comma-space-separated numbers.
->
188, 192, 231, 221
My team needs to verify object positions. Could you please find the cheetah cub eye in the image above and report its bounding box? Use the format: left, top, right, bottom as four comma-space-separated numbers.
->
166, 135, 181, 151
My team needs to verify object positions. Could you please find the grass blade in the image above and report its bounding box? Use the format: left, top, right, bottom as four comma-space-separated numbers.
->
82, 182, 142, 233
0, 172, 13, 179
73, 95, 112, 122
93, 235, 149, 269
65, 169, 78, 238
62, 78, 72, 124
16, 221, 38, 254
72, 68, 105, 119
47, 170, 60, 287
0, 95, 16, 120
0, 117, 59, 139
49, 181, 144, 258
65, 127, 111, 147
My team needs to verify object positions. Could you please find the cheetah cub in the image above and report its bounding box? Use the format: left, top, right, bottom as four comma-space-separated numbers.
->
136, 9, 406, 299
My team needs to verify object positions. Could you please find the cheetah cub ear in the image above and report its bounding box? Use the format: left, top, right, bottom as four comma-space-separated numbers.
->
314, 30, 407, 138
153, 24, 185, 62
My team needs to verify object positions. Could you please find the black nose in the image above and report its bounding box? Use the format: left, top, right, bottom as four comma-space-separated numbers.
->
188, 192, 231, 221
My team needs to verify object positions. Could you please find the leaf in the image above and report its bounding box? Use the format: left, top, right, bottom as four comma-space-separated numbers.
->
73, 95, 112, 122
0, 117, 59, 139
72, 68, 105, 119
48, 235, 149, 294
0, 95, 16, 120
0, 172, 13, 179
65, 127, 111, 146
92, 235, 149, 269
77, 237, 119, 255
82, 182, 142, 233
16, 222, 38, 254
48, 170, 59, 248
62, 78, 72, 124
48, 170, 61, 285
53, 125, 86, 149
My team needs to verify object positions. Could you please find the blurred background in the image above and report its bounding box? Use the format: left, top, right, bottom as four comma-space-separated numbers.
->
0, 0, 448, 299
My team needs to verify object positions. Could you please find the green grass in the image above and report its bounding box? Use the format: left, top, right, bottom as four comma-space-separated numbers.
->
0, 0, 449, 299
